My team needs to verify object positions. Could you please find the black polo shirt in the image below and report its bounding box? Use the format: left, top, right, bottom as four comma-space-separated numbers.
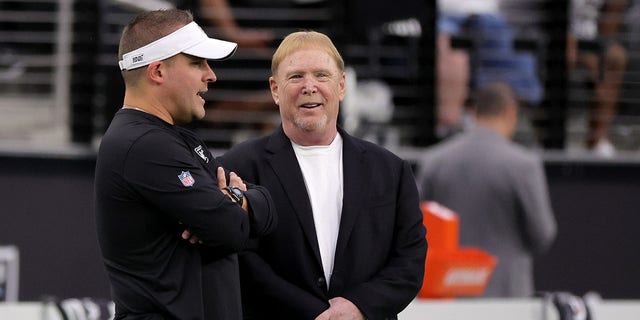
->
95, 109, 275, 319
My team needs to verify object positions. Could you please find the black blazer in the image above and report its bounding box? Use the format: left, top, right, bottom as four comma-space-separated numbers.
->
220, 126, 427, 320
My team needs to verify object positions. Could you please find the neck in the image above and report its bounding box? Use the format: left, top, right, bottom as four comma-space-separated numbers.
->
284, 125, 337, 146
123, 94, 174, 124
475, 118, 513, 140
122, 105, 147, 113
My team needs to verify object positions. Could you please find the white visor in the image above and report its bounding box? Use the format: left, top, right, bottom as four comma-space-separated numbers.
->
118, 21, 238, 71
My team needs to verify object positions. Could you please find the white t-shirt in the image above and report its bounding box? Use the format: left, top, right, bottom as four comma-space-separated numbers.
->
292, 134, 344, 288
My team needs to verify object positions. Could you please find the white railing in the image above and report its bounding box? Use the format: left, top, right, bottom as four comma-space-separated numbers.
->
0, 0, 72, 147
2, 298, 640, 320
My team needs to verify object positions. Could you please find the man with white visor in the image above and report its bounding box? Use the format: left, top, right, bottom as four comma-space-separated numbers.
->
95, 9, 277, 320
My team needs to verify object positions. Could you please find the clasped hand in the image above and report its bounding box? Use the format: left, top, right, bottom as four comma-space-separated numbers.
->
314, 297, 365, 320
181, 167, 247, 244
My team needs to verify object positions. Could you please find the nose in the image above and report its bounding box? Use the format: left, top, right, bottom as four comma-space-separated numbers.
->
205, 64, 217, 83
302, 81, 317, 95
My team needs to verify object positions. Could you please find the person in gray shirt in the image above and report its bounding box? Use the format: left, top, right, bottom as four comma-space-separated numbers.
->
417, 82, 557, 297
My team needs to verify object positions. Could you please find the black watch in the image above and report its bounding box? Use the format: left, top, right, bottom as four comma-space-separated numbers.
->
224, 186, 244, 206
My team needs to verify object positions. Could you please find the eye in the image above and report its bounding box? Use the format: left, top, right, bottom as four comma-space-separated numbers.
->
316, 72, 330, 80
192, 59, 208, 68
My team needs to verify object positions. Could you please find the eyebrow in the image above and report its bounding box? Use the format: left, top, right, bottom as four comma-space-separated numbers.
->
284, 68, 333, 76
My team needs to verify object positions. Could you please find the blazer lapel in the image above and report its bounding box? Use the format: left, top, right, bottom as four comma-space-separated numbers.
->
333, 130, 368, 272
265, 128, 323, 268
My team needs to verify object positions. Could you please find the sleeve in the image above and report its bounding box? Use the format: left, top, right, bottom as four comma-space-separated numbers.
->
343, 160, 428, 318
122, 130, 251, 252
207, 155, 277, 239
514, 156, 558, 254
242, 186, 278, 237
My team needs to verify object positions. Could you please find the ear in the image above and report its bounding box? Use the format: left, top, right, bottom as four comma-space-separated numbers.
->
146, 61, 164, 84
505, 102, 519, 133
506, 102, 518, 120
338, 71, 346, 101
269, 76, 279, 105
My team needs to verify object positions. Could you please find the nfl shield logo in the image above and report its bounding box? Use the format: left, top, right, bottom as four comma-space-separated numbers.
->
178, 171, 195, 187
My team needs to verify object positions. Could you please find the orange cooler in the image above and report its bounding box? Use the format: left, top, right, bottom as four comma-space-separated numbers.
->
418, 201, 497, 299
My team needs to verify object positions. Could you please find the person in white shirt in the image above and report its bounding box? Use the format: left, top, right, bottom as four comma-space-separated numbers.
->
219, 30, 427, 319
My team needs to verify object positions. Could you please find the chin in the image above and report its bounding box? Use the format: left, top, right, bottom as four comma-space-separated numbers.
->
193, 107, 206, 119
295, 116, 328, 132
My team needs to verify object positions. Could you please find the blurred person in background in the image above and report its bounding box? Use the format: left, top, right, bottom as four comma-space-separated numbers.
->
175, 0, 275, 48
417, 82, 557, 297
435, 0, 500, 137
435, 0, 543, 139
568, 0, 628, 156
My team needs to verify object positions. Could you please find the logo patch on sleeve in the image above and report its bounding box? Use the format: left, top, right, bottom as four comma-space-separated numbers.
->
194, 145, 209, 163
178, 171, 195, 187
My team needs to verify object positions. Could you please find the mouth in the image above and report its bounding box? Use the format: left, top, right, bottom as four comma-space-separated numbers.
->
300, 103, 321, 109
197, 91, 207, 102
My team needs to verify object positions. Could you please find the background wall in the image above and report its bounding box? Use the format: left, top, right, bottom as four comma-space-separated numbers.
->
0, 155, 109, 301
0, 154, 639, 301
535, 158, 640, 298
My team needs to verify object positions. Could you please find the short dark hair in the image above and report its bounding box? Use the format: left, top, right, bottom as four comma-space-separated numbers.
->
118, 9, 193, 84
472, 82, 517, 118
118, 9, 194, 59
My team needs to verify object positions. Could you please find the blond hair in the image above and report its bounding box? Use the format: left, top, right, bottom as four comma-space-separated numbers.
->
271, 31, 344, 76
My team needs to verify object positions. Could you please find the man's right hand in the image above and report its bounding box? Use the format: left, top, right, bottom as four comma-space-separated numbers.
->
314, 297, 365, 320
218, 166, 249, 211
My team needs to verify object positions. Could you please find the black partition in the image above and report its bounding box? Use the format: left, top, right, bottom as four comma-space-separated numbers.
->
534, 158, 640, 298
0, 153, 639, 300
0, 154, 109, 301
